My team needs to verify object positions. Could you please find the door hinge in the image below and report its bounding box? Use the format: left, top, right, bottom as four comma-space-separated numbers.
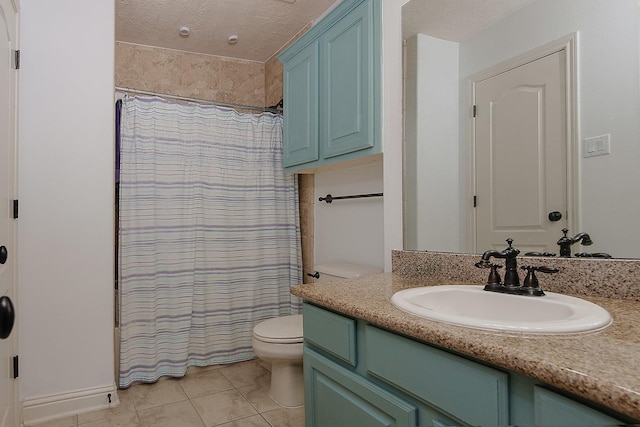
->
472, 105, 477, 118
12, 355, 18, 379
12, 200, 18, 219
473, 195, 477, 207
12, 50, 20, 70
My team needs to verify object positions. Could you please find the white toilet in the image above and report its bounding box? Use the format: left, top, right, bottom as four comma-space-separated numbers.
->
251, 262, 383, 407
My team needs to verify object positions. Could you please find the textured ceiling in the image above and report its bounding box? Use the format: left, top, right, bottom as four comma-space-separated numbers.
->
115, 0, 339, 62
116, 0, 539, 63
403, 0, 537, 42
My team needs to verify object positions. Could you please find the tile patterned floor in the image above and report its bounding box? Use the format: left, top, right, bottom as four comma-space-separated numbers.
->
32, 361, 304, 427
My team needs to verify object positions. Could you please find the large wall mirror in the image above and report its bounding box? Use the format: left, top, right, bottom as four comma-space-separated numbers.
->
402, 0, 640, 259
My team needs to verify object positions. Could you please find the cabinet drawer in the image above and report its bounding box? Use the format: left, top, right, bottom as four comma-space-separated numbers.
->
303, 303, 357, 366
365, 325, 509, 426
305, 348, 417, 427
534, 386, 622, 426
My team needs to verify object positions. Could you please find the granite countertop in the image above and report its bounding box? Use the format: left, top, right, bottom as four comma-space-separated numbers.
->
291, 272, 640, 420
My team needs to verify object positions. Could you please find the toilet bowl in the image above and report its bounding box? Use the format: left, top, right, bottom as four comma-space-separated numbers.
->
252, 262, 383, 408
252, 314, 304, 407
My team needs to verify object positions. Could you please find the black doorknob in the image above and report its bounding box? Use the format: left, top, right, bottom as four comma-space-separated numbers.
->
0, 246, 6, 264
548, 211, 563, 222
0, 296, 15, 339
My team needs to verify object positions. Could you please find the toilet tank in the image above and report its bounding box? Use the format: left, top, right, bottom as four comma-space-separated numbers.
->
312, 262, 383, 283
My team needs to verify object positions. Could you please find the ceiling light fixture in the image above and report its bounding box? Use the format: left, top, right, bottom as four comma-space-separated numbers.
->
179, 26, 190, 38
228, 34, 239, 45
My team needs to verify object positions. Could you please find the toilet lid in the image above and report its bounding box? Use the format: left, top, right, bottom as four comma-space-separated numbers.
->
253, 314, 303, 344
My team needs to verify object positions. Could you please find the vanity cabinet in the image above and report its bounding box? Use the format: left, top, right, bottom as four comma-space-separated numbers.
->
533, 387, 622, 426
278, 0, 381, 173
302, 302, 628, 427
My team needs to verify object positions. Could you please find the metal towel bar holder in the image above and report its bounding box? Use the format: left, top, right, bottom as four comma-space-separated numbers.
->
318, 193, 383, 204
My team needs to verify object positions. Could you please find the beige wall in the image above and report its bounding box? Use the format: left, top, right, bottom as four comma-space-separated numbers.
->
115, 42, 265, 107
115, 37, 315, 284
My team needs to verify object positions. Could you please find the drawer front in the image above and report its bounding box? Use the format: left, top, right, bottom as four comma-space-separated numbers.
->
303, 303, 357, 366
305, 348, 417, 427
534, 386, 622, 426
365, 325, 509, 426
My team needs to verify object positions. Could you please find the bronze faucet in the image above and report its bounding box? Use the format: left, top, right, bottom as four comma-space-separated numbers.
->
557, 228, 593, 257
476, 238, 558, 296
475, 238, 521, 288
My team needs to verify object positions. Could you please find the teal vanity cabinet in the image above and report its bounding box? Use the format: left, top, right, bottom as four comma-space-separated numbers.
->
302, 302, 630, 427
278, 0, 381, 173
532, 386, 622, 426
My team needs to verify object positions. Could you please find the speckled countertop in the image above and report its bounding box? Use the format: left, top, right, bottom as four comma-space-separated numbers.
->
291, 270, 640, 420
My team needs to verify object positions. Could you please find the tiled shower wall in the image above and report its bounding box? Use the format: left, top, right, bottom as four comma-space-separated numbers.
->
115, 42, 265, 106
115, 38, 315, 285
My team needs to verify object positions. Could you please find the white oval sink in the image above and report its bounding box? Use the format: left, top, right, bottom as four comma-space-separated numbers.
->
391, 285, 611, 334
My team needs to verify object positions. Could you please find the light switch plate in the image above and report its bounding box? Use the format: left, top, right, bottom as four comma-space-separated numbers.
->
583, 134, 611, 158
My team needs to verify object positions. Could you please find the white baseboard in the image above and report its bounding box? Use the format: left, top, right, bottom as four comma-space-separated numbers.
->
22, 384, 120, 426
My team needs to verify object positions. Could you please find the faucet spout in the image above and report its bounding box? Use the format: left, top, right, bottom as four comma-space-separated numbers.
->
476, 250, 504, 267
573, 232, 593, 246
557, 228, 593, 257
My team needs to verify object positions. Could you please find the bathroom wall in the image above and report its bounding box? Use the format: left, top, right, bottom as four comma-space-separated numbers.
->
314, 162, 385, 270
115, 42, 265, 107
19, 0, 116, 421
265, 54, 283, 108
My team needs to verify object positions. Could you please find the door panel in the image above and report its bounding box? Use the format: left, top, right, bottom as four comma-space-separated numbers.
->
283, 40, 319, 167
0, 0, 18, 425
305, 349, 417, 427
321, 0, 374, 158
475, 50, 567, 254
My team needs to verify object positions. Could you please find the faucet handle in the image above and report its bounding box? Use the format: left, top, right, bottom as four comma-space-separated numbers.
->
487, 264, 502, 285
535, 266, 559, 274
520, 265, 559, 296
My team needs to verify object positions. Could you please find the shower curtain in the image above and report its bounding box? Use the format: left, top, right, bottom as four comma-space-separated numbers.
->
118, 96, 302, 388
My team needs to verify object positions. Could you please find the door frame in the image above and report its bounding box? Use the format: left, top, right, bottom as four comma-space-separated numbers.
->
467, 33, 579, 253
1, 0, 20, 425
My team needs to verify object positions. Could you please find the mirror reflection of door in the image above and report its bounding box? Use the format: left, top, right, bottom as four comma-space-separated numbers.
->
474, 48, 571, 254
0, 0, 18, 425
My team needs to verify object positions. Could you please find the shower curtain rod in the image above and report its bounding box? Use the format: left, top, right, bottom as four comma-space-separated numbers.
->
115, 87, 283, 114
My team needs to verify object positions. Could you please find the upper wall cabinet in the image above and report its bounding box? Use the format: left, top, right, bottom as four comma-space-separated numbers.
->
279, 0, 381, 173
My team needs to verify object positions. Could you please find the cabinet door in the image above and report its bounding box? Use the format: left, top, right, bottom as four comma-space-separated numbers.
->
320, 0, 376, 159
283, 40, 319, 167
365, 325, 509, 427
534, 387, 623, 426
305, 348, 417, 427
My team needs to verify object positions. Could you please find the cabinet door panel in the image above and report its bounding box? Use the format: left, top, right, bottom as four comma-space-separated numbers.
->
304, 303, 357, 366
283, 40, 319, 167
534, 387, 622, 426
305, 348, 417, 427
321, 0, 374, 158
365, 325, 509, 426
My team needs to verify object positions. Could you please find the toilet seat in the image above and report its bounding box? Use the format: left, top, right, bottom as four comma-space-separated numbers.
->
253, 314, 303, 344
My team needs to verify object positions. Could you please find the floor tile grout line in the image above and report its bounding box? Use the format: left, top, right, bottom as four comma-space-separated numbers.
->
67, 360, 295, 427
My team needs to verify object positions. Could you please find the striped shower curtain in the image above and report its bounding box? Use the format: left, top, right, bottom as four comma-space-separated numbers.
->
118, 96, 302, 388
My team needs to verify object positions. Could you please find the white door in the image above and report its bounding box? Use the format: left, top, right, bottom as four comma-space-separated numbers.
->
0, 0, 18, 425
474, 50, 568, 254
